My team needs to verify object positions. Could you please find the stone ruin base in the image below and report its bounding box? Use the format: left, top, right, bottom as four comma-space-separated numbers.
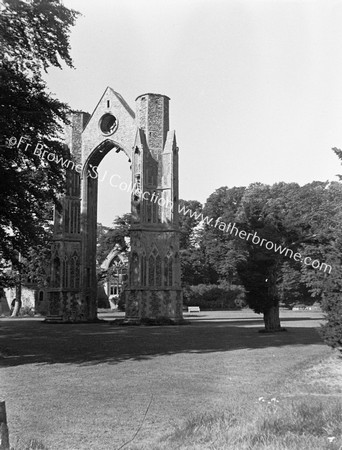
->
124, 288, 183, 323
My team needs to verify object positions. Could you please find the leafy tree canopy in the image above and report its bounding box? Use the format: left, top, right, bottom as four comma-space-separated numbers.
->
202, 186, 246, 284
0, 0, 79, 280
201, 181, 342, 332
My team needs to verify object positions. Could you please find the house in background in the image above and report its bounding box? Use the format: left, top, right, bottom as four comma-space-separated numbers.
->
99, 244, 128, 309
3, 279, 49, 316
1, 259, 49, 316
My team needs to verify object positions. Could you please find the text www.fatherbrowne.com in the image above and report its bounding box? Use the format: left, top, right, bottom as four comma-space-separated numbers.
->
178, 204, 332, 274
7, 135, 332, 274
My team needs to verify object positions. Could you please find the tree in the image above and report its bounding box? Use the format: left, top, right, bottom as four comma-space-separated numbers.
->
178, 200, 216, 285
3, 209, 54, 316
236, 182, 308, 331
291, 181, 340, 302
278, 262, 311, 308
0, 0, 79, 282
196, 176, 341, 333
315, 148, 342, 350
180, 245, 218, 286
178, 199, 203, 249
202, 186, 246, 285
235, 180, 342, 332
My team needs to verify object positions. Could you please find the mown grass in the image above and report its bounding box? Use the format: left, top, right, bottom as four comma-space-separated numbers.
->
137, 397, 342, 450
0, 310, 330, 449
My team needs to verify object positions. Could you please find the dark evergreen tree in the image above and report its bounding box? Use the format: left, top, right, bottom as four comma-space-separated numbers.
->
317, 149, 342, 350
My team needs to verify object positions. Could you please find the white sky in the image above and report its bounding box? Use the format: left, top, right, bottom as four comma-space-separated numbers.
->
45, 0, 342, 226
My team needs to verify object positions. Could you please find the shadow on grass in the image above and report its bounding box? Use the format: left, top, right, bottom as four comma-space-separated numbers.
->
0, 312, 325, 368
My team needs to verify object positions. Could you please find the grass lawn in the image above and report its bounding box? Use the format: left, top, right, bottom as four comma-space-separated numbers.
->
0, 309, 340, 449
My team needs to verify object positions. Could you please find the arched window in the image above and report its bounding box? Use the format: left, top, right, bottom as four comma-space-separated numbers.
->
76, 203, 80, 233
148, 248, 159, 287
152, 193, 158, 223
156, 255, 161, 286
62, 256, 69, 288
75, 256, 80, 288
73, 172, 80, 197
69, 202, 74, 234
53, 257, 60, 288
70, 253, 79, 288
70, 255, 75, 288
147, 195, 152, 222
131, 252, 139, 286
164, 256, 169, 287
64, 201, 70, 233
148, 254, 155, 286
164, 251, 173, 287
71, 201, 78, 234
140, 253, 146, 287
168, 257, 173, 287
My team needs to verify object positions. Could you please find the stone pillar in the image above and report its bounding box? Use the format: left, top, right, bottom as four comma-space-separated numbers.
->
125, 94, 183, 322
46, 112, 89, 322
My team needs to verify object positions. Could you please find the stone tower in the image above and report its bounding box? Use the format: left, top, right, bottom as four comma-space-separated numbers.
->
46, 88, 183, 322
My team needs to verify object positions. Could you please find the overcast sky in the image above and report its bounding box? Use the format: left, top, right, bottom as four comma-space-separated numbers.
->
45, 0, 342, 226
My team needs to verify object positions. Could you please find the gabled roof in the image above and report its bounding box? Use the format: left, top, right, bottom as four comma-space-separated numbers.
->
83, 87, 135, 133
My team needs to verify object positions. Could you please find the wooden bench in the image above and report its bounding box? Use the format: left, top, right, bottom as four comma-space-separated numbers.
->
188, 306, 200, 314
44, 315, 64, 323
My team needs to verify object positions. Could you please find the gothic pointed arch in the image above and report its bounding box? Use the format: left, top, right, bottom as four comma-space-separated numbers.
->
46, 89, 182, 322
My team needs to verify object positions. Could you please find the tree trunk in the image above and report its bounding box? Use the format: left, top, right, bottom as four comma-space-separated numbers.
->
11, 273, 22, 317
0, 401, 9, 450
263, 304, 282, 332
10, 300, 21, 317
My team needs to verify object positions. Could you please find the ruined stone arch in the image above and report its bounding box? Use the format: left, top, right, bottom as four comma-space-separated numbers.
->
46, 88, 183, 322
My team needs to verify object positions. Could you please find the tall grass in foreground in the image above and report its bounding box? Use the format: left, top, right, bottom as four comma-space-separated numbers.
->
10, 438, 48, 450
10, 398, 342, 449
141, 398, 342, 450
